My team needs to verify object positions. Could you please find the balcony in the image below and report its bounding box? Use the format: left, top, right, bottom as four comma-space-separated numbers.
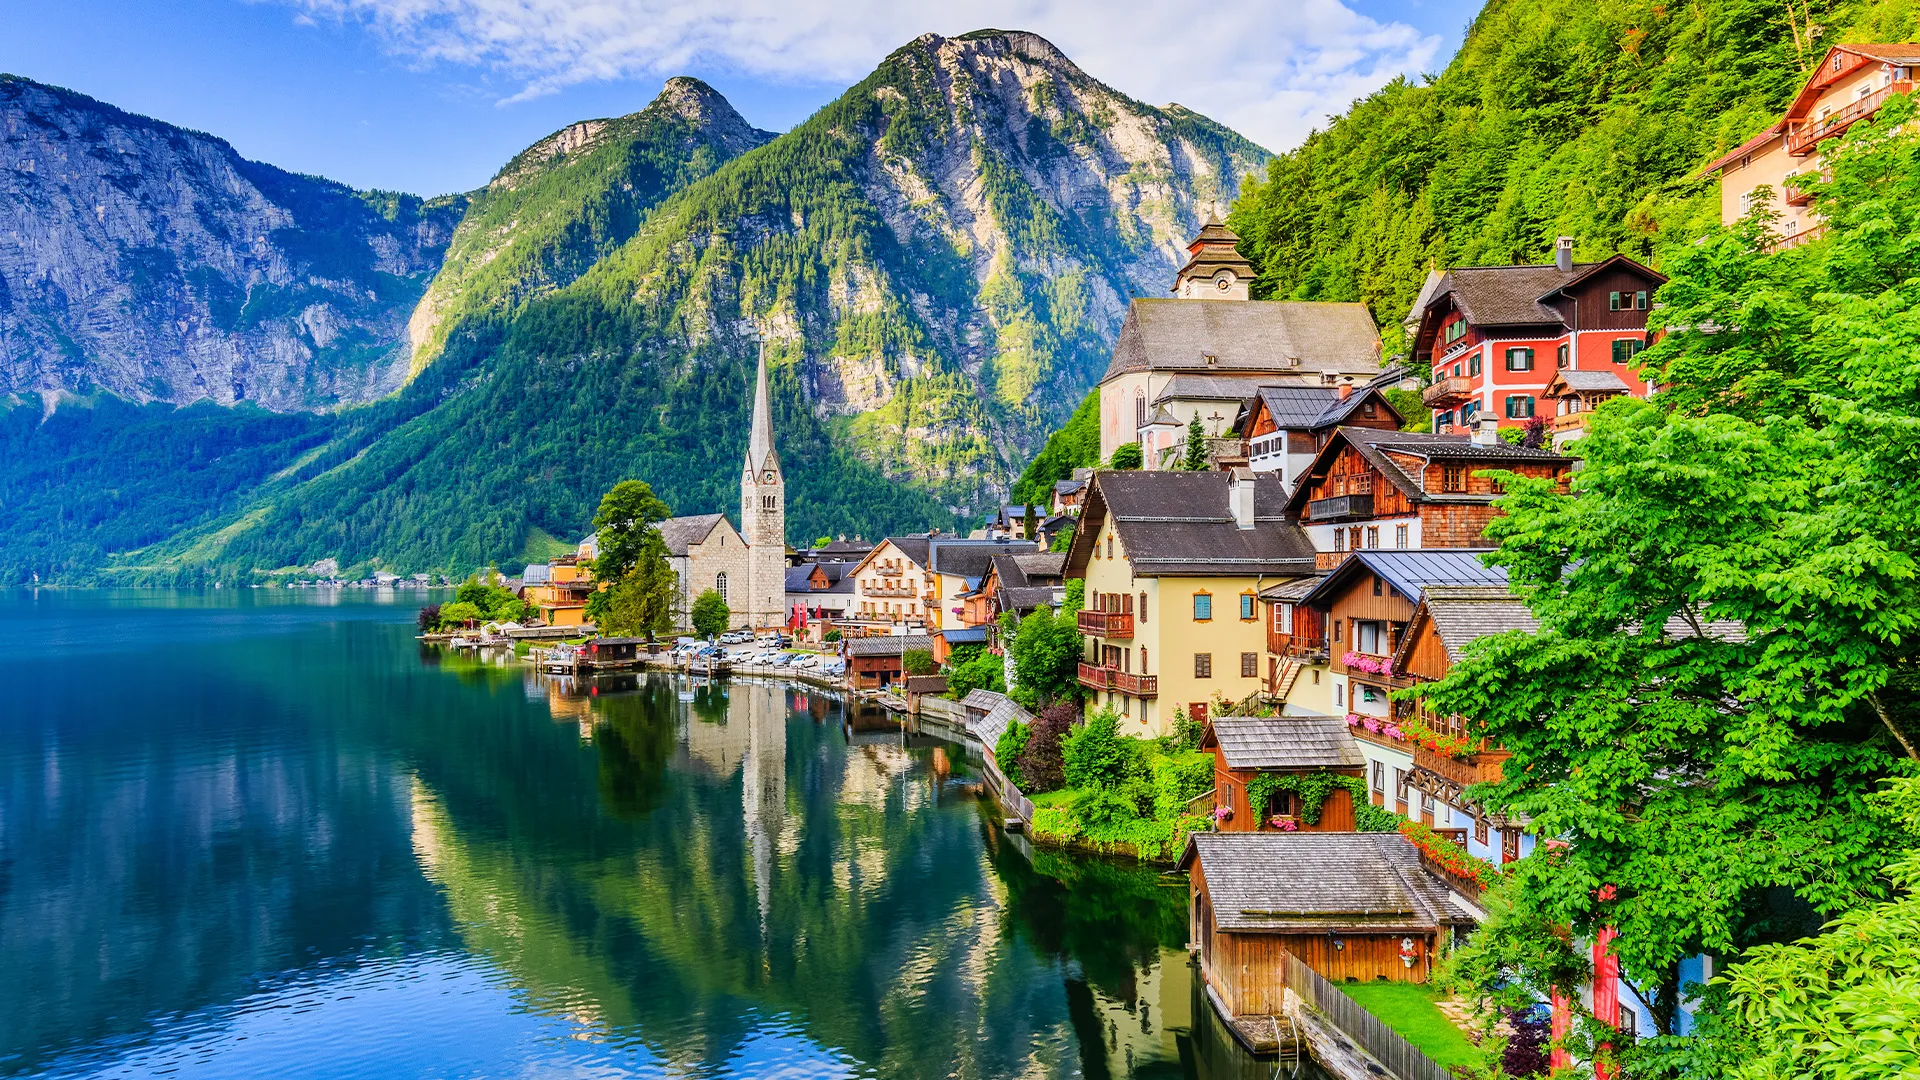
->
862, 584, 918, 597
1783, 169, 1829, 207
1308, 493, 1373, 522
1770, 223, 1829, 251
1423, 376, 1473, 408
1788, 85, 1894, 154
1551, 412, 1591, 434
1078, 609, 1134, 638
1412, 742, 1509, 790
1077, 662, 1157, 696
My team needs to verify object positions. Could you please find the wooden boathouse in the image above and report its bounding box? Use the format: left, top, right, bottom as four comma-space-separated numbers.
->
1200, 716, 1367, 832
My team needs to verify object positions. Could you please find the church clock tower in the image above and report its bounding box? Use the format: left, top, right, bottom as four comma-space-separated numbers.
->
739, 347, 786, 628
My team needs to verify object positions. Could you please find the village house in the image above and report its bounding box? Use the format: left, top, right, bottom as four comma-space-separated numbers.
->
1181, 833, 1470, 1013
1542, 368, 1634, 450
1199, 715, 1366, 832
1699, 44, 1920, 246
1066, 469, 1317, 736
975, 551, 1067, 625
1241, 369, 1407, 490
521, 553, 595, 627
1097, 218, 1386, 467
1257, 573, 1331, 712
1406, 242, 1666, 435
784, 559, 856, 638
844, 634, 934, 690
1285, 426, 1573, 558
1050, 470, 1091, 514
842, 536, 1035, 634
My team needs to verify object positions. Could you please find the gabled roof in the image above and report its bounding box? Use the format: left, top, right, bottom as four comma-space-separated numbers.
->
1204, 716, 1365, 770
1697, 121, 1787, 178
658, 513, 727, 556
930, 539, 1039, 580
1301, 550, 1509, 609
523, 564, 552, 585
1415, 256, 1666, 331
1258, 574, 1326, 603
1545, 369, 1631, 396
1102, 298, 1384, 382
1053, 478, 1086, 495
1251, 365, 1409, 431
1782, 44, 1920, 122
1066, 470, 1317, 578
1394, 584, 1541, 671
1177, 833, 1467, 932
1285, 427, 1572, 513
967, 691, 1034, 753
845, 634, 934, 657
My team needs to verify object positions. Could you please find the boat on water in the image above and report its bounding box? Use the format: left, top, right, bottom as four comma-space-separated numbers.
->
449, 636, 479, 649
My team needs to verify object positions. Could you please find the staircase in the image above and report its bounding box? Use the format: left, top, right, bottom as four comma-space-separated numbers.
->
1274, 657, 1306, 702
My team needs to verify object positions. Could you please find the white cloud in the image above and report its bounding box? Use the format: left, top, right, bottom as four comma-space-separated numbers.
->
278, 0, 1439, 151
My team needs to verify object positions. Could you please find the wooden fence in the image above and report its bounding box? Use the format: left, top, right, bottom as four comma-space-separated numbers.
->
1284, 951, 1457, 1080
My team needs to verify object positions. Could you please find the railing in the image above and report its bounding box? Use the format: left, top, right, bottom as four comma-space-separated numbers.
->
862, 584, 918, 597
1787, 85, 1892, 154
1783, 169, 1829, 206
1551, 412, 1591, 433
1077, 609, 1134, 638
1077, 661, 1113, 690
1308, 493, 1373, 521
1422, 376, 1473, 407
1770, 222, 1830, 251
1282, 952, 1455, 1080
1417, 849, 1489, 907
1078, 663, 1156, 696
1315, 551, 1349, 571
1413, 742, 1508, 789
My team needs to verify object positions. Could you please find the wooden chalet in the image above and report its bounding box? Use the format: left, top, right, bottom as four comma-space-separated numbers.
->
1200, 716, 1365, 832
1285, 426, 1571, 562
1542, 368, 1632, 448
1180, 833, 1469, 1016
844, 634, 933, 690
1240, 368, 1407, 488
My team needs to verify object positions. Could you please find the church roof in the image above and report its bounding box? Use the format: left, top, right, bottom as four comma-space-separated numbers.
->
1101, 299, 1383, 382
658, 513, 726, 556
1173, 215, 1256, 290
744, 347, 780, 475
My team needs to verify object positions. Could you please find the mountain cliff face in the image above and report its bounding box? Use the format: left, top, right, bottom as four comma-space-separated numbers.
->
0, 75, 462, 411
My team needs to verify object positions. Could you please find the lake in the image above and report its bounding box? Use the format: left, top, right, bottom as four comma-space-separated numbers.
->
0, 589, 1279, 1079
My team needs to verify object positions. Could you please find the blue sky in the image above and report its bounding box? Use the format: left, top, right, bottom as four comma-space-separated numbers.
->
1, 0, 1479, 197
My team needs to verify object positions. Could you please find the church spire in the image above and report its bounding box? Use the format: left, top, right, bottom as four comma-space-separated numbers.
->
746, 344, 778, 475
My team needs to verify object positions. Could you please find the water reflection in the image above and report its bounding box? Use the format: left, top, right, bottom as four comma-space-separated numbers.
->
0, 593, 1287, 1079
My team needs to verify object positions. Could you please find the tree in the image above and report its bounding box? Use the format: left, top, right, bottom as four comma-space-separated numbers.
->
690, 589, 729, 637
585, 480, 677, 638
416, 604, 442, 632
437, 601, 482, 628
1062, 708, 1139, 790
1022, 502, 1038, 541
1182, 414, 1208, 470
1016, 703, 1076, 793
1429, 110, 1920, 1050
589, 479, 671, 584
901, 648, 937, 676
1007, 585, 1084, 708
1107, 443, 1143, 470
945, 645, 1005, 699
1047, 521, 1075, 553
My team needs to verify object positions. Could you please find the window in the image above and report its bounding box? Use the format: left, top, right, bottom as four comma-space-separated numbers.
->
1635, 290, 1649, 310
1462, 401, 1480, 423
1135, 390, 1146, 427
1738, 190, 1755, 215
1192, 593, 1212, 621
1241, 652, 1258, 678
1420, 791, 1436, 818
1833, 52, 1844, 72
1468, 354, 1482, 376
1274, 604, 1292, 633
1372, 574, 1383, 597
1139, 592, 1148, 622
1739, 152, 1753, 169
1556, 343, 1570, 369
1334, 529, 1346, 552
1857, 80, 1874, 100
1105, 537, 1113, 559
1395, 524, 1409, 548
1442, 465, 1468, 493
1194, 653, 1212, 678
1372, 761, 1385, 795
1434, 410, 1453, 432
1363, 400, 1377, 418
1619, 1008, 1639, 1041
1474, 816, 1489, 845
762, 494, 776, 510
1505, 395, 1535, 419
1452, 363, 1462, 378
1609, 290, 1622, 311
1240, 593, 1256, 620
1612, 338, 1647, 364
715, 572, 728, 602
1505, 347, 1534, 371
1362, 526, 1376, 549
1393, 768, 1407, 810
1334, 681, 1343, 706
1354, 620, 1383, 655
1445, 318, 1466, 343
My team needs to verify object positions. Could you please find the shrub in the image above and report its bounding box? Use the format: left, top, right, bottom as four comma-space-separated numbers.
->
1502, 1008, 1551, 1077
1017, 703, 1075, 793
1245, 771, 1368, 825
1354, 801, 1401, 832
1169, 704, 1206, 750
1152, 751, 1217, 819
945, 647, 1005, 700
417, 604, 442, 632
823, 628, 841, 642
1108, 442, 1143, 469
1071, 786, 1141, 831
690, 589, 730, 637
437, 601, 482, 628
994, 720, 1030, 788
1062, 707, 1139, 790
902, 648, 937, 676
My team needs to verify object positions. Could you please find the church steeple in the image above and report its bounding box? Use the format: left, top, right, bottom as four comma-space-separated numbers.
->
1173, 212, 1255, 300
739, 345, 786, 629
744, 345, 780, 477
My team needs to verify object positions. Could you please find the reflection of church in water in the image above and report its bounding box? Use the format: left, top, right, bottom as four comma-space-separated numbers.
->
682, 680, 790, 931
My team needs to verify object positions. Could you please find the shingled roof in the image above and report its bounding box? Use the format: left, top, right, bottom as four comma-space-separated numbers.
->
1102, 299, 1383, 382
658, 513, 726, 556
845, 634, 933, 658
1285, 427, 1572, 513
1545, 369, 1632, 395
1067, 470, 1317, 578
1398, 585, 1542, 668
1205, 715, 1365, 770
1178, 833, 1467, 932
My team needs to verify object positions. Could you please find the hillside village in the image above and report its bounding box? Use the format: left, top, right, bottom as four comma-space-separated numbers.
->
400, 39, 1920, 1080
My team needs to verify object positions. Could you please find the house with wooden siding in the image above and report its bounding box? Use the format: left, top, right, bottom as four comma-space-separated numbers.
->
1285, 427, 1572, 557
1406, 244, 1666, 435
1199, 716, 1366, 832
1240, 369, 1408, 489
1066, 469, 1318, 736
1258, 573, 1332, 712
1542, 368, 1633, 448
844, 634, 934, 690
1180, 833, 1470, 1021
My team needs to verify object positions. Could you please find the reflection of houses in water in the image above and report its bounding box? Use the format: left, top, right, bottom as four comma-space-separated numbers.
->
534, 672, 642, 741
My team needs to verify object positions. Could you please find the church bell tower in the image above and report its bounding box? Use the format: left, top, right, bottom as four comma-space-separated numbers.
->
740, 347, 786, 628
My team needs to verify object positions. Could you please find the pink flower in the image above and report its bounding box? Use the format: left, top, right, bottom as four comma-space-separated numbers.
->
1345, 713, 1363, 727
1383, 725, 1403, 740
1362, 718, 1382, 734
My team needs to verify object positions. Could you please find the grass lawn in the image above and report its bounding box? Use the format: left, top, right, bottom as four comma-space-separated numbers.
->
1338, 980, 1485, 1069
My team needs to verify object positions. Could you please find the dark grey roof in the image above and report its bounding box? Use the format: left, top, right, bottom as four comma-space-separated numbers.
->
1439, 264, 1591, 326
1102, 299, 1384, 382
784, 566, 814, 591
1179, 833, 1465, 932
658, 513, 725, 556
1419, 585, 1540, 664
1258, 574, 1326, 602
845, 634, 934, 657
968, 691, 1034, 754
1548, 369, 1632, 394
1152, 373, 1269, 403
1012, 552, 1067, 578
1075, 470, 1317, 577
1286, 426, 1572, 511
785, 562, 848, 593
1209, 716, 1365, 770
961, 688, 1003, 714
1302, 550, 1509, 609
1053, 479, 1086, 495
931, 539, 1039, 579
816, 539, 874, 557
881, 536, 933, 568
1000, 585, 1062, 612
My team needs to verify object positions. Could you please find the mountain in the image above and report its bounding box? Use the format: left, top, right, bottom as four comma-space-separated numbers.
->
1224, 0, 1920, 349
0, 74, 463, 410
82, 29, 1269, 581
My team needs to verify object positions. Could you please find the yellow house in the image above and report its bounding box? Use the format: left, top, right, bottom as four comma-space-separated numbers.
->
1065, 469, 1318, 737
1699, 44, 1920, 247
843, 536, 1037, 634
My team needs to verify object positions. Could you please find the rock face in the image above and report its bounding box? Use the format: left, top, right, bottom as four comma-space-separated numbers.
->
0, 75, 461, 411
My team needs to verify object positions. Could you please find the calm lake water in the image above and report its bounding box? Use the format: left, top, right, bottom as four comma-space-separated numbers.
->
0, 589, 1278, 1079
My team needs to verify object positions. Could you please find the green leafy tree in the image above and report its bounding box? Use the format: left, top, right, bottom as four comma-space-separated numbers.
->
590, 480, 671, 583
994, 721, 1031, 788
1011, 389, 1100, 506
1062, 708, 1139, 790
1182, 414, 1207, 470
690, 588, 730, 637
946, 646, 1005, 699
1107, 443, 1142, 470
901, 648, 937, 677
1008, 593, 1083, 708
437, 601, 482, 628
1047, 521, 1075, 553
585, 480, 677, 639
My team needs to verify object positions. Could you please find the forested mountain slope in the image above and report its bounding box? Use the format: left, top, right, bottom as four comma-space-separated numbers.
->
1226, 0, 1920, 349
142, 29, 1267, 579
0, 75, 462, 410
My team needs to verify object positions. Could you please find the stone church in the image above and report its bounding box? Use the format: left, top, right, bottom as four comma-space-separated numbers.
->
655, 350, 788, 630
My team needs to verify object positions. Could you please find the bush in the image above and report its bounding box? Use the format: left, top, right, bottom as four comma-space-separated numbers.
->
946, 647, 1005, 700
1108, 443, 1143, 470
1062, 707, 1140, 791
417, 604, 441, 632
1169, 704, 1206, 750
1502, 1009, 1551, 1077
437, 601, 482, 628
1017, 703, 1075, 793
1071, 786, 1141, 831
823, 628, 841, 642
690, 589, 729, 637
902, 648, 937, 676
1152, 751, 1217, 818
994, 721, 1030, 788
1354, 801, 1401, 833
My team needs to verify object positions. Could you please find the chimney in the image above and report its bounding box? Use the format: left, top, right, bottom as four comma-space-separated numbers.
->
1472, 418, 1501, 446
1338, 376, 1354, 402
1227, 467, 1256, 530
1554, 236, 1574, 273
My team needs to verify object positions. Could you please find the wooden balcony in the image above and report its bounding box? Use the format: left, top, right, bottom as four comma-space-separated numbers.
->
1308, 493, 1373, 522
1551, 412, 1591, 434
1770, 223, 1829, 251
1788, 85, 1896, 155
1078, 661, 1112, 691
1077, 662, 1156, 696
1077, 609, 1134, 638
1412, 742, 1509, 790
1423, 376, 1474, 408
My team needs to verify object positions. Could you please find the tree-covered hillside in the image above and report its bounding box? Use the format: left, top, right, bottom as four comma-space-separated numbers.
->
1227, 0, 1920, 350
